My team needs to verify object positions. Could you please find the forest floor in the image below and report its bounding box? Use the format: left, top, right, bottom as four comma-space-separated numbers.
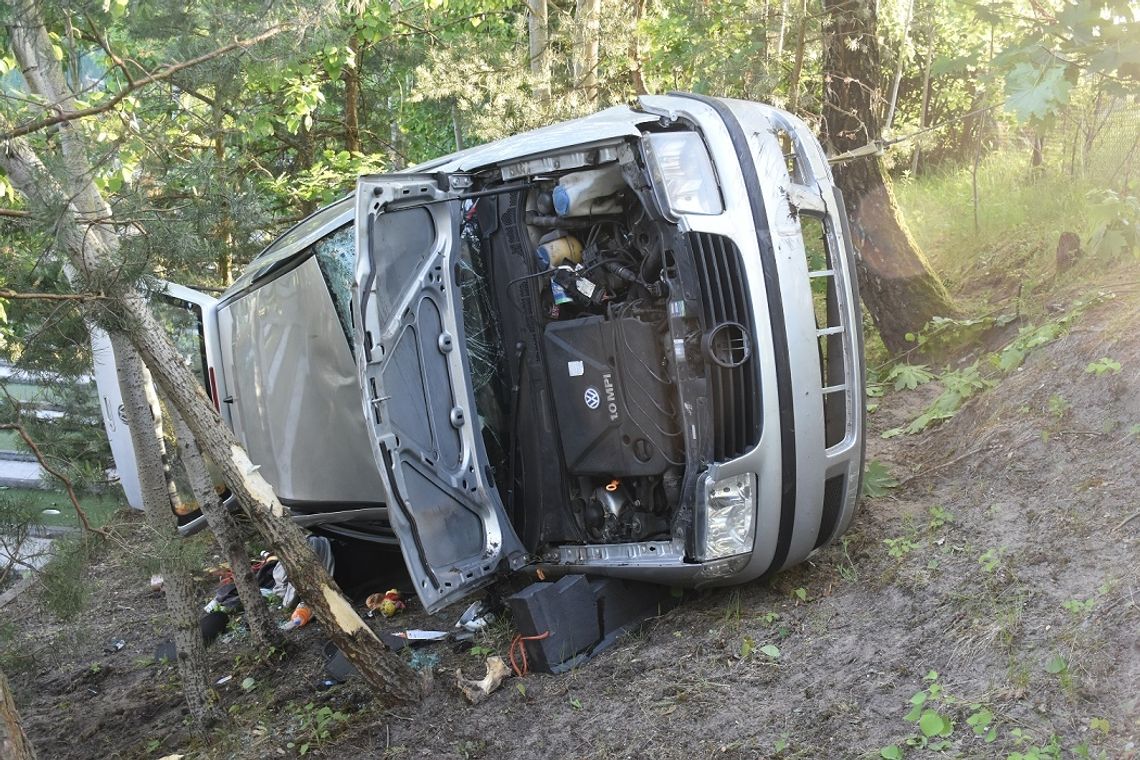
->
4, 267, 1139, 759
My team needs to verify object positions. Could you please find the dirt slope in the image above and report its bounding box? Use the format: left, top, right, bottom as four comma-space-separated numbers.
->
4, 291, 1138, 760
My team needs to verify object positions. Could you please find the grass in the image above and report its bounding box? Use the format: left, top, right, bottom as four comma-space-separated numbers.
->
0, 487, 126, 529
896, 149, 1096, 286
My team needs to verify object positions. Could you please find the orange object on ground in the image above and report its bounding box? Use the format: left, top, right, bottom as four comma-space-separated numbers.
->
290, 604, 313, 628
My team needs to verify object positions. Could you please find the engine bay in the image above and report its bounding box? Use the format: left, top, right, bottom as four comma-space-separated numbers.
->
466, 143, 702, 550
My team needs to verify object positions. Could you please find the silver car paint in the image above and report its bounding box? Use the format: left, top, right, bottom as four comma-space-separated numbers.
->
220, 255, 385, 505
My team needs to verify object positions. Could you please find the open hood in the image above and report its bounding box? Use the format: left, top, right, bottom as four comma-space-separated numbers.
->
354, 174, 526, 612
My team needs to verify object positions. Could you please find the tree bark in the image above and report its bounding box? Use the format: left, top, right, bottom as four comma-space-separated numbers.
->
2, 0, 423, 705
821, 0, 957, 354
167, 401, 281, 649
883, 0, 915, 133
788, 0, 808, 112
112, 333, 222, 730
910, 14, 935, 176
629, 0, 648, 95
573, 0, 601, 105
0, 668, 36, 760
528, 0, 551, 101
343, 33, 362, 154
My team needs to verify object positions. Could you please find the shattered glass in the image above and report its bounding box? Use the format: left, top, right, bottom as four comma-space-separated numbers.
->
313, 224, 356, 354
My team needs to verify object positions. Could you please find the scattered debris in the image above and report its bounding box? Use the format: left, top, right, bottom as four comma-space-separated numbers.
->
280, 603, 312, 630
103, 638, 125, 653
149, 574, 164, 593
215, 675, 233, 686
455, 600, 495, 632
409, 651, 441, 671
456, 656, 511, 704
507, 575, 677, 674
366, 588, 405, 617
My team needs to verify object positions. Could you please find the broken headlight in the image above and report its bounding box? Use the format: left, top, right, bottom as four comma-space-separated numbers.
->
695, 472, 756, 561
643, 132, 723, 217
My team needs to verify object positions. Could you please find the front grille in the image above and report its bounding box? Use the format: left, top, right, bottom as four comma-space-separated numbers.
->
688, 232, 762, 460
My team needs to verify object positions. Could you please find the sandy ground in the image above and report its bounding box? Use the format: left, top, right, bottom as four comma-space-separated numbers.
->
4, 289, 1138, 760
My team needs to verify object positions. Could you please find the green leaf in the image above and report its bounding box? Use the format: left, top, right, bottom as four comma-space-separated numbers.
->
880, 746, 903, 760
862, 460, 899, 498
1044, 655, 1067, 674
759, 644, 780, 659
1004, 62, 1073, 123
887, 363, 935, 391
740, 636, 755, 659
918, 710, 950, 737
570, 697, 582, 709
240, 676, 256, 690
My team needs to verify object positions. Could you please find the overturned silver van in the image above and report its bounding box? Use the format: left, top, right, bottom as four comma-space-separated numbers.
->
151, 95, 865, 613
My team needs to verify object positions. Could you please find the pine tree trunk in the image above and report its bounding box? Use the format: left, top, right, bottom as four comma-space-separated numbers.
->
629, 0, 648, 95
788, 0, 808, 112
2, 0, 422, 706
130, 318, 423, 703
0, 668, 36, 760
528, 0, 550, 100
821, 0, 957, 354
343, 34, 362, 153
112, 334, 222, 731
167, 402, 281, 649
573, 0, 601, 105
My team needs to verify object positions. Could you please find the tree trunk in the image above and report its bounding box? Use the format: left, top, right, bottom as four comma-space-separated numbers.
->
112, 334, 222, 731
883, 0, 915, 133
0, 668, 36, 760
528, 0, 550, 101
129, 319, 421, 703
821, 0, 957, 354
2, 0, 423, 706
910, 15, 935, 176
167, 401, 281, 649
788, 0, 808, 112
343, 34, 362, 154
573, 0, 601, 105
629, 0, 648, 95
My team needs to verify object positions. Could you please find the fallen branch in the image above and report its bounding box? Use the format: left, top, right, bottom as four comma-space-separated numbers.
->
0, 423, 108, 537
0, 208, 31, 219
1, 25, 288, 141
0, 288, 105, 302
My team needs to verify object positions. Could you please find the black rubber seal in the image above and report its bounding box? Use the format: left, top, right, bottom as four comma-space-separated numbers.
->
669, 92, 798, 575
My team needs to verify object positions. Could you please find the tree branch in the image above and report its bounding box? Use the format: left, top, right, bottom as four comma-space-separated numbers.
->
0, 25, 289, 141
0, 288, 105, 302
0, 423, 108, 537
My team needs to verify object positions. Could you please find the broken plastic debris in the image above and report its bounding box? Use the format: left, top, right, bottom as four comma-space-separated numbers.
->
103, 638, 125, 653
393, 629, 449, 642
41, 508, 61, 516
455, 600, 495, 632
150, 574, 164, 592
456, 656, 511, 704
215, 675, 233, 686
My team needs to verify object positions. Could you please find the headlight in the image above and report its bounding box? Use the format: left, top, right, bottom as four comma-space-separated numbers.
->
696, 472, 756, 561
643, 132, 724, 217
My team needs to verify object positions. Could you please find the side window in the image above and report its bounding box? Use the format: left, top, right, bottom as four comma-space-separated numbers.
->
313, 224, 356, 354
152, 295, 210, 398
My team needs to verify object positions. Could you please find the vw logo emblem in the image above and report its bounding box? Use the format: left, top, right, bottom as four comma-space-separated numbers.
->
583, 387, 601, 410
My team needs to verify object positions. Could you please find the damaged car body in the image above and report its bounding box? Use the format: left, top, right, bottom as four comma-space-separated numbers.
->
164, 94, 866, 613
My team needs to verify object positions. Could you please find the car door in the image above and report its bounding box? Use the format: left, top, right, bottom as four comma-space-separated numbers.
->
354, 174, 526, 613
